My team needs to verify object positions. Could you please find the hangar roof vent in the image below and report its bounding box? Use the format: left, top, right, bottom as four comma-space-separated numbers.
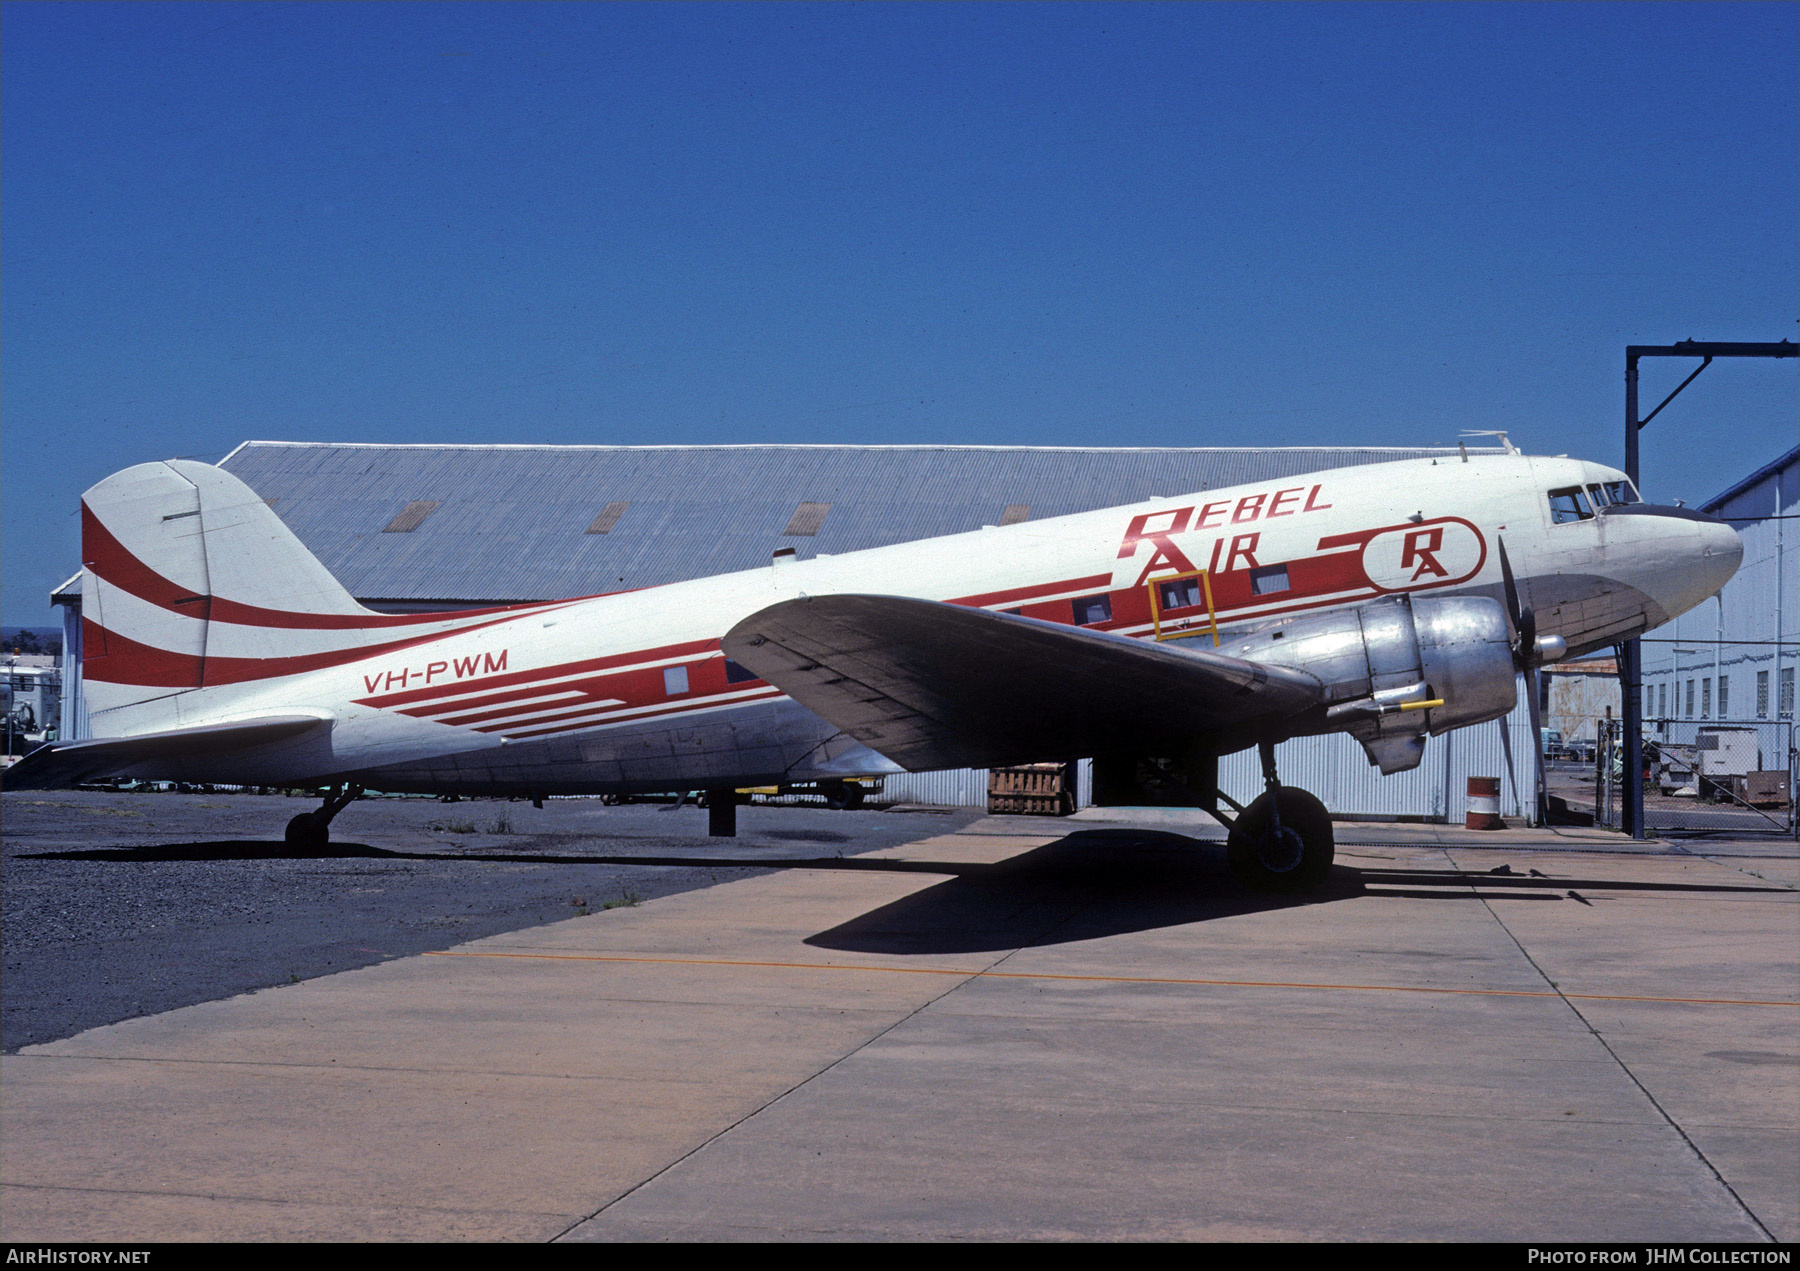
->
585, 501, 631, 535
782, 502, 832, 537
999, 504, 1031, 525
382, 500, 441, 533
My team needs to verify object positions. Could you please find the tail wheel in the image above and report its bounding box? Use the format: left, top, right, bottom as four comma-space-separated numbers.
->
1226, 787, 1334, 893
284, 812, 328, 851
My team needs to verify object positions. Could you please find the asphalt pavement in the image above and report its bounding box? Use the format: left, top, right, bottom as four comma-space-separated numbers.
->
1, 789, 979, 1052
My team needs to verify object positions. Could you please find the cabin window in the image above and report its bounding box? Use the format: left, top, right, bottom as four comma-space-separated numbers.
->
1158, 578, 1201, 610
1250, 564, 1290, 596
724, 659, 759, 684
664, 665, 689, 696
1072, 595, 1112, 625
1547, 487, 1593, 524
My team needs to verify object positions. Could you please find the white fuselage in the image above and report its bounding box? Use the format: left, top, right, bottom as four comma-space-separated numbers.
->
101, 453, 1741, 792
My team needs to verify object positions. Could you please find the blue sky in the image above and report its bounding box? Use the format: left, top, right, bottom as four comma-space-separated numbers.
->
4, 2, 1794, 625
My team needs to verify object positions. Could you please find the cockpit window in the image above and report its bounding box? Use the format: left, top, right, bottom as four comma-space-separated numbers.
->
1547, 487, 1593, 524
1587, 483, 1610, 507
1602, 480, 1639, 505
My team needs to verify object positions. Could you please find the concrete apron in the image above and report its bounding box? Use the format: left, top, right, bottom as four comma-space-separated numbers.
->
2, 821, 1794, 1242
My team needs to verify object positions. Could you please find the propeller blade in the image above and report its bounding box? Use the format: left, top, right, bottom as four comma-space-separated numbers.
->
1496, 535, 1522, 634
1524, 663, 1551, 825
1497, 535, 1548, 671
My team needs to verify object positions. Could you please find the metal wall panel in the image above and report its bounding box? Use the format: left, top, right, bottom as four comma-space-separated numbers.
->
1640, 450, 1796, 728
880, 766, 991, 807
217, 443, 1496, 604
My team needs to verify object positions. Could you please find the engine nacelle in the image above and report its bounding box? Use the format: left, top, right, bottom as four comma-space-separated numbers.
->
1216, 594, 1518, 774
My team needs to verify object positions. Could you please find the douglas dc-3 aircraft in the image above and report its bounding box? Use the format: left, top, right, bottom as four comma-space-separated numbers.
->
7, 449, 1740, 891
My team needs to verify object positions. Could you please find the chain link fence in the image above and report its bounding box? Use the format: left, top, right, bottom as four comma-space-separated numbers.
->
1582, 717, 1796, 835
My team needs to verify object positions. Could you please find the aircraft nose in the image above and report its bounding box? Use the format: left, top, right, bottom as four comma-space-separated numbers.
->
1619, 504, 1743, 622
1694, 511, 1745, 595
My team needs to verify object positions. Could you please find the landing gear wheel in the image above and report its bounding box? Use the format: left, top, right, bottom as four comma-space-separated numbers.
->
284, 812, 328, 851
821, 781, 864, 810
1226, 787, 1334, 893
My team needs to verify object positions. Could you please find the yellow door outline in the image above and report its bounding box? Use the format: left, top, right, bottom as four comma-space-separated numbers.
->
1146, 569, 1220, 646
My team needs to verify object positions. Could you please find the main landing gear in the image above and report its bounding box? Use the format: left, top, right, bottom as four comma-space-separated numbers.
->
1217, 742, 1335, 893
284, 782, 363, 851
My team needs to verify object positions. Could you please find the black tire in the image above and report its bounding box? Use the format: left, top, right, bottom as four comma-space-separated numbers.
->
838, 783, 865, 810
1226, 787, 1334, 893
820, 781, 849, 810
284, 812, 328, 851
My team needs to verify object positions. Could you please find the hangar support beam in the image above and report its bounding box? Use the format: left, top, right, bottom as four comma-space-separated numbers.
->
1622, 339, 1796, 839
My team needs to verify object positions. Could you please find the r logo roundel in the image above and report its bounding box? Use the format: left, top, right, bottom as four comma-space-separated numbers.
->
1360, 518, 1485, 592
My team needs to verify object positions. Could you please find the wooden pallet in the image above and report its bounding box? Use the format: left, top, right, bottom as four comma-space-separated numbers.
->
988, 763, 1075, 816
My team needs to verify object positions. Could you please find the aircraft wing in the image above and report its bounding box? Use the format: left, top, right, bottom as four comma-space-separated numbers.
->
1, 715, 330, 790
722, 595, 1322, 771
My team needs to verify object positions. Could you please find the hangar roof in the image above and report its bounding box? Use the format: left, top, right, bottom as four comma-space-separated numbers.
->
1702, 445, 1796, 518
208, 441, 1496, 607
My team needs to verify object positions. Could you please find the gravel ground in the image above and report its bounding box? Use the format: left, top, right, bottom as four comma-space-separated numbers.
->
1, 789, 981, 1052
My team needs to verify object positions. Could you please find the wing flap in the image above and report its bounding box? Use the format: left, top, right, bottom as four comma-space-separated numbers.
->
1, 715, 330, 790
723, 595, 1321, 771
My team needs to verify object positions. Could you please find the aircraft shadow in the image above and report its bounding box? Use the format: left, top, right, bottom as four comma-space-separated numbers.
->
801, 829, 1790, 955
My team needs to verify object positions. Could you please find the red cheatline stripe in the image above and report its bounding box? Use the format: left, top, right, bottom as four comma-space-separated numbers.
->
82, 502, 575, 630
949, 573, 1114, 610
491, 686, 787, 738
432, 692, 614, 728
355, 638, 721, 708
82, 613, 529, 688
398, 678, 612, 719
420, 951, 1800, 1008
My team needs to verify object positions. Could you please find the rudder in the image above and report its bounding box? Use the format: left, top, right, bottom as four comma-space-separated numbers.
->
79, 461, 373, 725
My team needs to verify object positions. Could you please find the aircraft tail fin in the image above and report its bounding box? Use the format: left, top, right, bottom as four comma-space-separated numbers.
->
77, 460, 545, 732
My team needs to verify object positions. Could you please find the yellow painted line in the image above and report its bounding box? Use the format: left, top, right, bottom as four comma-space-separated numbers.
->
420, 950, 1798, 1008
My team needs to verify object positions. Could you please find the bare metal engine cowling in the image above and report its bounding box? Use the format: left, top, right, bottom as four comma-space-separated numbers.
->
1216, 594, 1517, 774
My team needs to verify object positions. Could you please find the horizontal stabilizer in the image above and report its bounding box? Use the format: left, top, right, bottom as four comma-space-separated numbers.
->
1, 715, 330, 790
723, 595, 1321, 771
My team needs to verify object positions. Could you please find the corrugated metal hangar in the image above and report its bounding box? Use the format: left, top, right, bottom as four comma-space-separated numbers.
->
53, 441, 1539, 820
1641, 446, 1796, 724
